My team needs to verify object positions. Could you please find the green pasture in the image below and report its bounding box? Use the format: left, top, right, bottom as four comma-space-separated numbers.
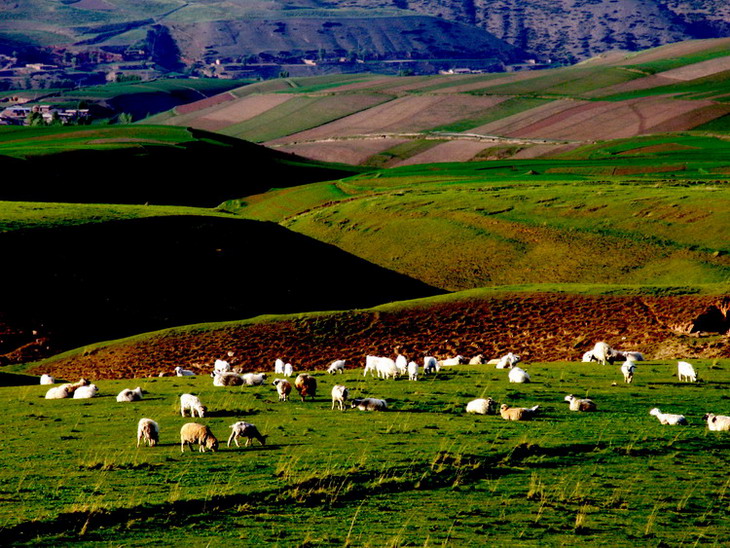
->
2, 360, 729, 545
59, 79, 250, 100
623, 42, 730, 75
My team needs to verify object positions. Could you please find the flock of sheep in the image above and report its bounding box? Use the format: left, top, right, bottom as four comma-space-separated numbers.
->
38, 340, 730, 453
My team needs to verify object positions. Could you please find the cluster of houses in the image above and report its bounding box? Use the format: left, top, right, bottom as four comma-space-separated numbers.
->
0, 103, 90, 126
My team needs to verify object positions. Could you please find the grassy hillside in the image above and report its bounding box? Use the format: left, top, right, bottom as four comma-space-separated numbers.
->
2, 361, 729, 544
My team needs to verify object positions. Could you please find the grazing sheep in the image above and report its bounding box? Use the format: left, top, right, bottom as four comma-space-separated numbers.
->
117, 387, 143, 402
331, 385, 349, 410
180, 393, 207, 418
45, 378, 89, 399
395, 355, 408, 375
564, 394, 597, 412
703, 413, 730, 432
621, 360, 636, 384
649, 408, 688, 425
423, 356, 439, 375
466, 397, 497, 415
439, 355, 464, 367
496, 352, 520, 369
581, 351, 595, 363
40, 374, 55, 385
364, 355, 379, 377
175, 366, 195, 377
407, 361, 418, 381
137, 418, 159, 447
72, 383, 99, 399
377, 357, 399, 379
242, 372, 267, 386
500, 404, 540, 421
295, 374, 317, 402
227, 421, 266, 448
592, 342, 616, 366
283, 363, 294, 377
508, 367, 531, 383
274, 358, 285, 374
469, 354, 486, 365
351, 398, 387, 411
327, 360, 346, 375
180, 422, 218, 452
213, 371, 245, 386
677, 361, 698, 382
272, 378, 292, 401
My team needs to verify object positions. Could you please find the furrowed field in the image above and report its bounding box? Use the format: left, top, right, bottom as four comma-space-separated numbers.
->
2, 360, 729, 546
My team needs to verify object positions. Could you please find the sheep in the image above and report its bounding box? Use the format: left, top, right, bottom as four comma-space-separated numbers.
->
295, 374, 317, 402
175, 366, 195, 377
283, 363, 294, 378
364, 355, 379, 377
45, 378, 89, 399
136, 418, 159, 447
496, 352, 520, 369
465, 397, 497, 415
40, 374, 55, 385
703, 413, 730, 432
649, 408, 688, 425
564, 394, 597, 412
213, 372, 245, 386
581, 351, 595, 363
376, 357, 399, 379
331, 385, 349, 410
213, 359, 231, 375
351, 398, 387, 411
274, 358, 285, 374
180, 422, 218, 452
592, 342, 616, 366
508, 367, 531, 383
72, 383, 99, 399
500, 403, 540, 421
407, 361, 418, 381
395, 354, 408, 375
468, 354, 486, 365
439, 355, 464, 367
273, 378, 292, 401
423, 356, 439, 375
327, 360, 345, 375
623, 351, 645, 362
117, 387, 143, 402
227, 421, 267, 448
242, 372, 267, 386
180, 393, 207, 417
621, 360, 636, 384
677, 361, 698, 382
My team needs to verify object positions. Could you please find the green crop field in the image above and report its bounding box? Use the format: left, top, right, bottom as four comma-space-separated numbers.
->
2, 361, 729, 545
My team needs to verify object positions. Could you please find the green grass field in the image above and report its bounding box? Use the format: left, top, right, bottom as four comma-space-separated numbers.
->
3, 361, 729, 545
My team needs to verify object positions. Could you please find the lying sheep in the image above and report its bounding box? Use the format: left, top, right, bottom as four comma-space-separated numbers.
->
500, 403, 540, 421
40, 374, 55, 385
327, 360, 346, 375
213, 359, 231, 374
704, 413, 730, 432
242, 372, 267, 386
175, 366, 195, 377
621, 360, 636, 384
273, 378, 292, 401
649, 408, 688, 425
137, 418, 159, 447
45, 378, 89, 399
677, 361, 698, 383
508, 367, 531, 383
439, 355, 464, 367
180, 393, 207, 418
496, 352, 520, 369
73, 383, 99, 399
117, 387, 143, 402
295, 374, 317, 402
213, 372, 245, 387
331, 385, 349, 410
581, 351, 595, 363
407, 361, 418, 381
351, 397, 387, 411
228, 421, 267, 448
469, 354, 486, 365
423, 356, 439, 375
466, 397, 497, 415
180, 422, 218, 452
564, 394, 597, 412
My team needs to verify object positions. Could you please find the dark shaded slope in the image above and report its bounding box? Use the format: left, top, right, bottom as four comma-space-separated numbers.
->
0, 216, 441, 363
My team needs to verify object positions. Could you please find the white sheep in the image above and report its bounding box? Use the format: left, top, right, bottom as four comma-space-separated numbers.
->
677, 361, 698, 382
407, 361, 418, 381
649, 408, 688, 425
180, 422, 218, 452
73, 383, 99, 399
213, 372, 245, 386
704, 413, 730, 432
564, 394, 597, 412
180, 393, 207, 418
40, 374, 55, 385
243, 372, 267, 386
283, 363, 294, 377
423, 356, 439, 375
228, 421, 266, 448
496, 352, 520, 369
621, 360, 636, 384
623, 351, 645, 361
395, 355, 408, 375
117, 387, 143, 402
508, 367, 531, 383
331, 385, 349, 410
213, 359, 231, 374
364, 355, 378, 377
439, 355, 464, 367
469, 354, 485, 365
592, 342, 615, 366
351, 397, 387, 411
327, 360, 346, 375
175, 366, 195, 377
581, 351, 595, 363
137, 418, 159, 447
274, 358, 285, 374
365, 356, 398, 379
500, 403, 540, 421
45, 378, 89, 399
272, 378, 292, 401
465, 397, 497, 415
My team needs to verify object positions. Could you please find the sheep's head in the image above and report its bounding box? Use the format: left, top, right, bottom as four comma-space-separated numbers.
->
649, 408, 660, 416
564, 395, 574, 403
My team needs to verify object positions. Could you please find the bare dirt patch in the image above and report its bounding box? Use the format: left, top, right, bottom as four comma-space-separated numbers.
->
275, 138, 410, 165
168, 94, 293, 131
394, 140, 492, 166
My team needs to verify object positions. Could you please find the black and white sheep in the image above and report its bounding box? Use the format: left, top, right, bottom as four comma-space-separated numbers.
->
351, 397, 387, 411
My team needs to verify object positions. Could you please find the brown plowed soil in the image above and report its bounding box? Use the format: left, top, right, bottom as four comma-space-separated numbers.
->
28, 293, 730, 381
